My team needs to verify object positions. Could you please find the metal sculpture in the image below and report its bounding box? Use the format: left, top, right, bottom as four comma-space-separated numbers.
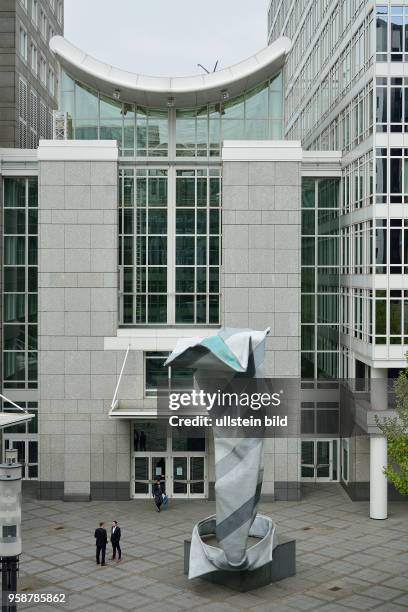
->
165, 327, 278, 579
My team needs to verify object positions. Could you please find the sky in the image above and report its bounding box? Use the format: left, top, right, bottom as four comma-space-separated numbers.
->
64, 0, 270, 77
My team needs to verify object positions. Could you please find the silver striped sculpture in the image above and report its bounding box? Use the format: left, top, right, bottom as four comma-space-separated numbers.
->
165, 328, 278, 579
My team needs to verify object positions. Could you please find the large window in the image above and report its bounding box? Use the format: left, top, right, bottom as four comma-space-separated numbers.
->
61, 75, 169, 157
175, 74, 283, 157
301, 178, 340, 380
144, 352, 194, 397
3, 178, 38, 389
60, 72, 283, 159
119, 168, 221, 326
376, 4, 408, 62
119, 169, 168, 324
376, 147, 408, 204
175, 169, 221, 324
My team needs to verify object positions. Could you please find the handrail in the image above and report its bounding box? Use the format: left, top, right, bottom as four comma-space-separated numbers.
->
111, 344, 131, 411
0, 394, 28, 413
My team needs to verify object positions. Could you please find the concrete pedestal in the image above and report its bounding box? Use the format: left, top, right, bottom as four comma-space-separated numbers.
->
184, 537, 296, 591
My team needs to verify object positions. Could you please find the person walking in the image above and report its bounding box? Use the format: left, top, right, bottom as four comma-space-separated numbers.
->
94, 521, 108, 566
152, 478, 164, 512
110, 520, 122, 562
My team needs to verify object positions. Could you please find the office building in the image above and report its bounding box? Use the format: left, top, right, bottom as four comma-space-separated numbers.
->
0, 0, 63, 148
0, 2, 403, 519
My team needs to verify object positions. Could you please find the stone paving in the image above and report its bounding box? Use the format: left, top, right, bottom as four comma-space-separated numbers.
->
15, 484, 408, 611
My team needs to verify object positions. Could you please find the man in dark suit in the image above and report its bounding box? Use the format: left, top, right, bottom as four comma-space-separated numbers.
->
94, 521, 108, 566
110, 520, 122, 561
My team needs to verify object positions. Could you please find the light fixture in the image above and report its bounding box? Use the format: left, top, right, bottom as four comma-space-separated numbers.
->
167, 96, 175, 108
221, 89, 229, 101
113, 89, 121, 100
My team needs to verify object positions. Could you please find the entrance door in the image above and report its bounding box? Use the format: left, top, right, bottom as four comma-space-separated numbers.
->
172, 455, 206, 498
301, 439, 339, 482
133, 454, 167, 498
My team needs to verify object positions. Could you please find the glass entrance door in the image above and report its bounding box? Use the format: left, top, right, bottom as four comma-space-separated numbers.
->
133, 454, 167, 498
301, 439, 339, 482
172, 455, 206, 498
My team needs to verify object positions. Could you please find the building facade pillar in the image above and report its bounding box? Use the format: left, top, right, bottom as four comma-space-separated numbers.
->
222, 141, 302, 501
370, 367, 388, 519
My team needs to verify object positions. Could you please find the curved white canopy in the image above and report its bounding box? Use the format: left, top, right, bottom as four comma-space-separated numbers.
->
50, 35, 291, 108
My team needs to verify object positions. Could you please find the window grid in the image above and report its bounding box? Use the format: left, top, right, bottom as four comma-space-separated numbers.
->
376, 4, 408, 62
301, 177, 340, 380
119, 169, 168, 325
175, 169, 221, 325
119, 167, 221, 327
60, 73, 283, 159
3, 178, 38, 389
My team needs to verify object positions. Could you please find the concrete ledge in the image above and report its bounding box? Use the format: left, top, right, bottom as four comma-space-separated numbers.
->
37, 481, 64, 500
90, 482, 130, 501
64, 493, 91, 502
342, 481, 408, 502
184, 536, 296, 591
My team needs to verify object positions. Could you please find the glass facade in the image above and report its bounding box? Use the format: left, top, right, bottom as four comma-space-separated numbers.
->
175, 169, 221, 325
376, 4, 408, 62
61, 72, 283, 158
301, 177, 340, 379
118, 167, 222, 325
3, 177, 38, 388
62, 69, 283, 327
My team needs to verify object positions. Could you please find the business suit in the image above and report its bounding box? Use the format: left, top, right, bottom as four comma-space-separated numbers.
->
110, 525, 122, 560
94, 526, 108, 565
153, 482, 164, 511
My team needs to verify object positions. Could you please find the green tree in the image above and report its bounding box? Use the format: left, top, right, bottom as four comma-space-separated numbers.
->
376, 358, 408, 496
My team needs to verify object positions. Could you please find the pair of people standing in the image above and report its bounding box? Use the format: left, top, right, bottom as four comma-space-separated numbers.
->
94, 521, 122, 565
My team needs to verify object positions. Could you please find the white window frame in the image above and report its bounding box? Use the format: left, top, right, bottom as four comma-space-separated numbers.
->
31, 43, 38, 74
19, 26, 28, 61
32, 0, 39, 26
40, 55, 47, 85
48, 67, 55, 96
57, 0, 63, 23
40, 10, 47, 39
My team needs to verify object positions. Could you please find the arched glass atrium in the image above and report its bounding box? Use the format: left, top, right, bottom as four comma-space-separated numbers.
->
60, 72, 283, 158
54, 35, 287, 326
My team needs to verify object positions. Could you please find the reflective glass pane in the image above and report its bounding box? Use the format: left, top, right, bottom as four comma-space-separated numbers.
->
191, 457, 205, 494
173, 457, 187, 494
134, 422, 167, 452
75, 83, 98, 118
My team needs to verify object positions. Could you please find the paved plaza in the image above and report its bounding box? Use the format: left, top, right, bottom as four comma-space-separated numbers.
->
16, 485, 408, 612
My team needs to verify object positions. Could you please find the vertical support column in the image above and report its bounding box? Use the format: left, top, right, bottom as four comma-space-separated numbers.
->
370, 367, 388, 519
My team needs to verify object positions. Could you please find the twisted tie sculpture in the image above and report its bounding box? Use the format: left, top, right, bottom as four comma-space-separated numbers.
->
165, 327, 278, 578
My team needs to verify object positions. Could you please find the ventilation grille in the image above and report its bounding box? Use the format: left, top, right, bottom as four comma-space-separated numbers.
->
18, 78, 28, 148
29, 90, 38, 149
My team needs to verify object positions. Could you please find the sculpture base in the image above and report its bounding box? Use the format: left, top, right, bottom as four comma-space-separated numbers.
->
184, 537, 296, 592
